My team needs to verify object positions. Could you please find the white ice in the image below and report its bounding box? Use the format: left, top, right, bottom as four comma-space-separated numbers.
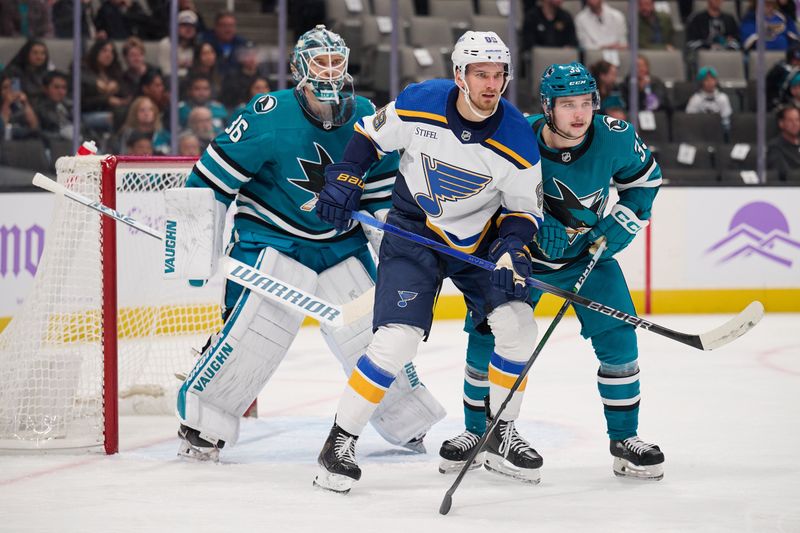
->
1, 313, 799, 533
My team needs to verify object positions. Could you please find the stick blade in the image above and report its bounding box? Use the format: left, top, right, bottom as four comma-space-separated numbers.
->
699, 301, 764, 351
439, 494, 453, 515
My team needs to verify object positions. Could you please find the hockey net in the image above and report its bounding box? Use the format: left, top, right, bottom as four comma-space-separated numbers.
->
0, 155, 224, 453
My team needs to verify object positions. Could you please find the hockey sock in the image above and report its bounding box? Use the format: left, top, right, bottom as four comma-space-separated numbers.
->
488, 352, 527, 422
335, 354, 397, 436
592, 326, 640, 440
464, 325, 493, 434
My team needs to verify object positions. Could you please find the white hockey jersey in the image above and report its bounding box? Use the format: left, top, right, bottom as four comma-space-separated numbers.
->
354, 79, 544, 252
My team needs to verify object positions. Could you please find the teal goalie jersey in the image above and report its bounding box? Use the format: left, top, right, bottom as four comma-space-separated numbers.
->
528, 113, 662, 272
185, 89, 397, 250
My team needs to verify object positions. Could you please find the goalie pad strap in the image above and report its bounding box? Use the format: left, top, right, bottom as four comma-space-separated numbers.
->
177, 247, 316, 444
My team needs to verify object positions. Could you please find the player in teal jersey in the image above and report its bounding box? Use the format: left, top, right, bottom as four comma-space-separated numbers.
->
440, 62, 666, 481
175, 25, 445, 462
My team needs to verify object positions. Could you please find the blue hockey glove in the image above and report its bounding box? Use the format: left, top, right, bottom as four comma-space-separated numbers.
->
316, 162, 365, 231
488, 236, 532, 299
587, 203, 649, 257
532, 213, 569, 260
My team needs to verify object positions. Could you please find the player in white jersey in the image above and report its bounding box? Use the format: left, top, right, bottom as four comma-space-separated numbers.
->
313, 31, 546, 493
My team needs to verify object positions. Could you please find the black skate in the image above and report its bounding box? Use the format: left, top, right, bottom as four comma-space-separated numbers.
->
610, 436, 665, 480
484, 419, 543, 484
438, 430, 484, 474
313, 423, 361, 494
177, 424, 225, 462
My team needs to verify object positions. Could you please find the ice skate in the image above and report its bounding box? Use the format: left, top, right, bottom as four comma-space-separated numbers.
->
313, 423, 361, 494
483, 419, 543, 484
402, 434, 427, 454
610, 436, 664, 480
438, 430, 484, 474
177, 424, 224, 462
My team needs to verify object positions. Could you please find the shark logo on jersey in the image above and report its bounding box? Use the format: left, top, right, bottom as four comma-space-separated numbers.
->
544, 178, 607, 243
397, 290, 418, 308
415, 154, 492, 218
289, 142, 334, 211
602, 115, 628, 133
254, 94, 278, 114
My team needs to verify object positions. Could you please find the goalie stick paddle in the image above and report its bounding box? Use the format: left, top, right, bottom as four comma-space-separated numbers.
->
32, 173, 374, 327
440, 239, 607, 516
351, 211, 764, 351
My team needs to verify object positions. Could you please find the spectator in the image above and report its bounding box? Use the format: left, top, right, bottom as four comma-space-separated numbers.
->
622, 55, 672, 112
220, 44, 268, 110
0, 72, 40, 139
522, 0, 578, 51
686, 66, 733, 132
685, 0, 740, 51
34, 70, 73, 140
767, 44, 800, 109
158, 10, 199, 77
94, 0, 149, 40
741, 0, 798, 51
179, 0, 206, 33
185, 41, 223, 98
605, 102, 628, 121
178, 74, 227, 130
115, 95, 170, 154
125, 129, 154, 155
639, 0, 676, 50
591, 59, 626, 113
4, 39, 51, 105
120, 37, 160, 100
229, 76, 270, 117
177, 130, 201, 156
79, 39, 130, 133
780, 71, 800, 108
201, 11, 250, 76
575, 0, 627, 50
767, 105, 800, 180
185, 106, 216, 150
52, 0, 94, 39
138, 69, 170, 126
0, 0, 51, 38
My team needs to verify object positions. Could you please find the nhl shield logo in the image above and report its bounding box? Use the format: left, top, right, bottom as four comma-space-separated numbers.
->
461, 130, 472, 141
561, 151, 572, 163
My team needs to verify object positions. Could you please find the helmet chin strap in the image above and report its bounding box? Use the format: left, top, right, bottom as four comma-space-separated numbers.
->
456, 67, 507, 120
546, 110, 589, 142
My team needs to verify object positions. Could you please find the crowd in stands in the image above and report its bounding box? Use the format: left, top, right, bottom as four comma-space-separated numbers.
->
0, 0, 799, 183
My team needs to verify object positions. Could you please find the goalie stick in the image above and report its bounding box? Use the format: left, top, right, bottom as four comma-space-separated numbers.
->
440, 239, 607, 515
351, 211, 764, 351
33, 173, 374, 327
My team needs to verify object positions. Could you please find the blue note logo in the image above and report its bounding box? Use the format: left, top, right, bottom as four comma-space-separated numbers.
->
397, 290, 418, 308
415, 154, 492, 218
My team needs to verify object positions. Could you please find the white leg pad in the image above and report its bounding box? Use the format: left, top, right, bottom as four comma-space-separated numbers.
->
318, 259, 445, 445
177, 247, 316, 445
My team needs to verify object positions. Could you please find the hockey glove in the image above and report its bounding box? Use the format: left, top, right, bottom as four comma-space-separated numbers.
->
587, 203, 649, 258
532, 213, 569, 260
316, 162, 365, 231
488, 236, 532, 299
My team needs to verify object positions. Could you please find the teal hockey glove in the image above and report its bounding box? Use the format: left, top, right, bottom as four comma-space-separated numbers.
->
532, 213, 569, 260
587, 203, 649, 257
316, 162, 365, 231
488, 236, 532, 298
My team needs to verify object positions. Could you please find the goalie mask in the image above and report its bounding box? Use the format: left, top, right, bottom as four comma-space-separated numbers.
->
451, 30, 513, 119
291, 24, 355, 129
540, 62, 600, 139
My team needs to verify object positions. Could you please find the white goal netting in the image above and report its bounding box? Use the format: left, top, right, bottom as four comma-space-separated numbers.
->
0, 155, 224, 451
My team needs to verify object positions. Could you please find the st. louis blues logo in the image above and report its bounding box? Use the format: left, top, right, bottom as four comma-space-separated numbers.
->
397, 290, 418, 308
414, 154, 492, 218
288, 142, 334, 212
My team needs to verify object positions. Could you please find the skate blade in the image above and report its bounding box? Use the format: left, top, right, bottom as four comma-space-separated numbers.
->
438, 452, 485, 474
177, 441, 220, 463
484, 454, 541, 484
313, 467, 355, 494
613, 457, 664, 481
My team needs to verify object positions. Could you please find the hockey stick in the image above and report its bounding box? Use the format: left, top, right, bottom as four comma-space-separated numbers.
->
439, 239, 607, 515
351, 211, 764, 351
33, 173, 374, 327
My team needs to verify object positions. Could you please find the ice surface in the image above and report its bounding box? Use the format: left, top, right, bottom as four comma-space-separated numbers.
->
1, 313, 798, 533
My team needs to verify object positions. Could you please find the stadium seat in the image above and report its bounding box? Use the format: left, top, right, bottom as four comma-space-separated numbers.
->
0, 139, 51, 172
638, 110, 671, 147
715, 143, 778, 183
326, 0, 372, 70
696, 50, 746, 88
531, 47, 580, 96
428, 0, 475, 34
671, 80, 696, 109
469, 15, 513, 41
640, 49, 686, 84
373, 45, 448, 95
408, 16, 452, 49
359, 15, 408, 91
476, 0, 523, 29
671, 111, 727, 143
728, 112, 779, 144
651, 142, 719, 184
583, 49, 632, 78
372, 0, 416, 21
746, 50, 784, 80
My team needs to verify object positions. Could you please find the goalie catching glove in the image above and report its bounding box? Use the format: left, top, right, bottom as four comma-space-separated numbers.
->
587, 203, 649, 258
488, 236, 532, 299
316, 162, 365, 231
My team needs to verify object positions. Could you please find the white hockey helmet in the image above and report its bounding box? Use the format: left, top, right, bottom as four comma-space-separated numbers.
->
451, 31, 514, 83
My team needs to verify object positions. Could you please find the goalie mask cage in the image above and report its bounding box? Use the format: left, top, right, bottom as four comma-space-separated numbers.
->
0, 155, 224, 454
